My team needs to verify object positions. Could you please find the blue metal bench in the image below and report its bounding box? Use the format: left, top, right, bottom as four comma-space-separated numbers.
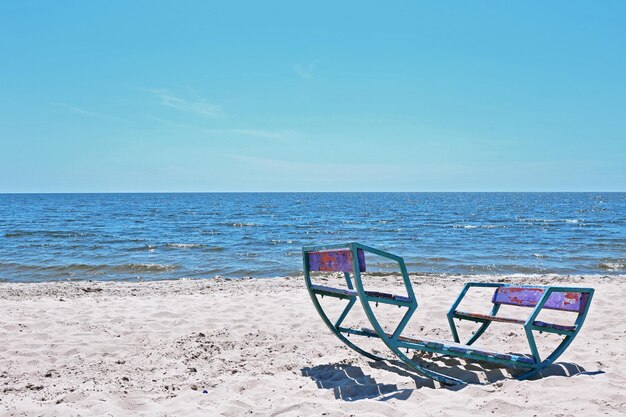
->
302, 242, 594, 385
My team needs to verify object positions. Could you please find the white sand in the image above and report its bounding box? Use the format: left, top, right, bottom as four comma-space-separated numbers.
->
0, 274, 624, 416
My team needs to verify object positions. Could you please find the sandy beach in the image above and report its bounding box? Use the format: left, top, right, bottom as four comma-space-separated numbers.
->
0, 274, 624, 416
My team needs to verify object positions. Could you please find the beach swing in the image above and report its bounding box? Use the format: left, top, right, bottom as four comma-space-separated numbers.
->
302, 242, 594, 385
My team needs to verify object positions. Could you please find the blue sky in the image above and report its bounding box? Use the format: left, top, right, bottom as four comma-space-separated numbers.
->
1, 1, 625, 192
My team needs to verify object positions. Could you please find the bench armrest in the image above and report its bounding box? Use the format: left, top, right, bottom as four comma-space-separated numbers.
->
447, 282, 505, 318
447, 282, 506, 342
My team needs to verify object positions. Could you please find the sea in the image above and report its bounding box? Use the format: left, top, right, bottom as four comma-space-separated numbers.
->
0, 193, 624, 282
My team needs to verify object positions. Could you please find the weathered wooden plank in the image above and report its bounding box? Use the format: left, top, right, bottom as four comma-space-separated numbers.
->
493, 287, 587, 312
307, 249, 365, 272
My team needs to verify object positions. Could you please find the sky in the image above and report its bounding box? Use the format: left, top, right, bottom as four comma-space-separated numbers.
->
1, 1, 625, 192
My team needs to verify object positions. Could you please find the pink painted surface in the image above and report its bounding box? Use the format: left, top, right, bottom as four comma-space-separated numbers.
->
493, 287, 587, 312
307, 249, 366, 273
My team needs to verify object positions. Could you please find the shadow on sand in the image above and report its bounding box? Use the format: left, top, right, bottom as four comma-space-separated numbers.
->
302, 357, 601, 401
301, 362, 419, 401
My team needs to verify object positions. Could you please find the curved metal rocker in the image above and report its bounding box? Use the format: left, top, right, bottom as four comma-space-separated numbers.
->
302, 242, 594, 386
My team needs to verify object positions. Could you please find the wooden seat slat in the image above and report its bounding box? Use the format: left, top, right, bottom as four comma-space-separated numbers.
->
310, 284, 411, 303
454, 310, 576, 332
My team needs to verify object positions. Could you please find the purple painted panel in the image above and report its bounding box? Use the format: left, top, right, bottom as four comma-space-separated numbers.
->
307, 249, 366, 273
493, 287, 585, 312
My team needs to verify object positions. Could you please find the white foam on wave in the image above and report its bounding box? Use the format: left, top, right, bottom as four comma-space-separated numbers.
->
453, 224, 502, 229
125, 263, 177, 272
599, 261, 625, 271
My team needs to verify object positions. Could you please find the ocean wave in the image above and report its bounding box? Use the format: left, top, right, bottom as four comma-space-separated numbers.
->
369, 261, 428, 268
598, 260, 626, 271
101, 238, 145, 244
452, 224, 502, 229
128, 245, 157, 252
271, 239, 294, 245
222, 222, 259, 228
447, 264, 553, 274
16, 242, 62, 248
165, 243, 206, 249
199, 230, 222, 235
0, 262, 178, 274
517, 218, 581, 224
204, 246, 226, 252
117, 263, 177, 272
427, 257, 456, 262
128, 243, 224, 252
4, 230, 95, 238
0, 262, 103, 273
370, 228, 405, 233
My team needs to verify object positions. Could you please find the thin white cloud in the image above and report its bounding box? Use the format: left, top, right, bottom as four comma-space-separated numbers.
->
147, 116, 200, 130
223, 154, 400, 177
223, 154, 482, 181
58, 103, 124, 121
150, 89, 224, 118
147, 116, 297, 142
293, 60, 319, 79
204, 129, 297, 141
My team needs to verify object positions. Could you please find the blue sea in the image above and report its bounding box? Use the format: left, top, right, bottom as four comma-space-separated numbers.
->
0, 193, 624, 282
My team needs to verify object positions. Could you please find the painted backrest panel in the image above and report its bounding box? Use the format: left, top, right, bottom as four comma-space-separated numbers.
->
307, 249, 366, 273
493, 287, 588, 313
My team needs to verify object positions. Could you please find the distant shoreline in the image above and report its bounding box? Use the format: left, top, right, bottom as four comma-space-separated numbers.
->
1, 272, 626, 285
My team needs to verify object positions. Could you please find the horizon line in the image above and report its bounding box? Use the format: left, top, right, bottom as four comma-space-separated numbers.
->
1, 190, 625, 195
